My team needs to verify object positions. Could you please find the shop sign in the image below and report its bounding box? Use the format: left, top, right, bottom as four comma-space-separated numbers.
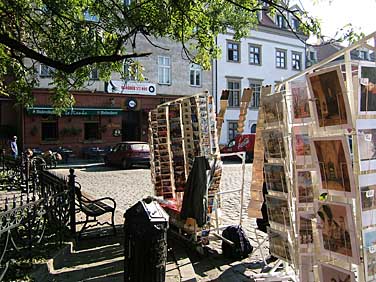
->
27, 107, 122, 116
126, 98, 138, 110
107, 80, 156, 95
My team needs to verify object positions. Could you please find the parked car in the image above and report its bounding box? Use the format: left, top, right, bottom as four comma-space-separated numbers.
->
220, 133, 256, 163
104, 141, 150, 169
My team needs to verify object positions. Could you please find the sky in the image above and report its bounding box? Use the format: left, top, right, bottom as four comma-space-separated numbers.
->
292, 0, 376, 43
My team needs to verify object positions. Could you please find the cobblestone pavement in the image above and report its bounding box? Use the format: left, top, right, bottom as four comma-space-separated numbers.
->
52, 162, 270, 281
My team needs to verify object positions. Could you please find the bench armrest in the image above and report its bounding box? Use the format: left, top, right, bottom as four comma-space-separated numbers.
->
82, 196, 116, 209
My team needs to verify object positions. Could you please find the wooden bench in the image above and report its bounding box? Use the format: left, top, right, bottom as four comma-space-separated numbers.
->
74, 182, 117, 238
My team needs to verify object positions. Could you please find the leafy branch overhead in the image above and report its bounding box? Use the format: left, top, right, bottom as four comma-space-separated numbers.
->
0, 0, 324, 112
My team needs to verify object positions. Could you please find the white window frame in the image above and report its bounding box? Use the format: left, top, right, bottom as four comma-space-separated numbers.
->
39, 64, 53, 77
189, 64, 202, 87
90, 68, 99, 80
249, 79, 263, 108
227, 41, 240, 62
276, 14, 285, 28
228, 121, 238, 142
276, 49, 287, 69
227, 79, 241, 107
158, 56, 171, 85
249, 44, 261, 65
292, 52, 302, 71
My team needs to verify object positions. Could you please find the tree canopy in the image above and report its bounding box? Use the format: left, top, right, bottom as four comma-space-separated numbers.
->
0, 0, 327, 113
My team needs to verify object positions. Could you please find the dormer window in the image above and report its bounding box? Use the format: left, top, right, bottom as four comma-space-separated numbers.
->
359, 50, 369, 60
291, 18, 299, 31
276, 15, 285, 28
40, 64, 53, 77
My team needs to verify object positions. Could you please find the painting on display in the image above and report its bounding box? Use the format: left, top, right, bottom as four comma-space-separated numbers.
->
268, 227, 292, 263
293, 126, 313, 165
290, 79, 311, 123
359, 173, 376, 227
359, 66, 376, 114
363, 227, 376, 281
296, 170, 314, 205
264, 163, 288, 194
262, 129, 285, 160
357, 119, 376, 171
312, 137, 355, 197
262, 92, 284, 127
266, 195, 290, 228
307, 66, 351, 128
316, 202, 359, 263
319, 263, 355, 282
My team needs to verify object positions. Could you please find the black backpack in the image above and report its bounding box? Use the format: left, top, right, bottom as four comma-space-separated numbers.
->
221, 225, 253, 260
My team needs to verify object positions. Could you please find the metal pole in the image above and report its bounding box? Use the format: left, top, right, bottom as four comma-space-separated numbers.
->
239, 152, 245, 226
68, 168, 76, 237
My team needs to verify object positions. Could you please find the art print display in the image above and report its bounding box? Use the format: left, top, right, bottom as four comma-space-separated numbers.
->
291, 79, 311, 123
262, 92, 284, 126
296, 170, 314, 205
359, 66, 376, 114
363, 228, 376, 281
312, 137, 355, 197
307, 66, 351, 128
298, 213, 314, 247
293, 126, 312, 165
357, 119, 376, 171
262, 129, 285, 160
268, 227, 292, 263
266, 195, 290, 227
359, 173, 376, 227
299, 255, 314, 282
264, 163, 287, 194
319, 263, 355, 282
316, 202, 359, 263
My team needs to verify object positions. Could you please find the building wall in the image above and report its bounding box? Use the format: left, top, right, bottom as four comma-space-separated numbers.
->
216, 26, 306, 144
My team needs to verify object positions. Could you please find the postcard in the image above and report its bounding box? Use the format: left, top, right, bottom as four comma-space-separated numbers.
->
319, 263, 355, 282
266, 195, 290, 228
312, 136, 355, 197
359, 173, 376, 227
363, 227, 376, 281
290, 79, 311, 124
262, 92, 284, 127
316, 201, 359, 263
299, 254, 315, 282
293, 126, 313, 165
296, 170, 315, 205
264, 163, 288, 194
267, 227, 292, 263
357, 119, 376, 171
298, 213, 314, 248
307, 66, 351, 128
359, 66, 376, 114
262, 129, 285, 160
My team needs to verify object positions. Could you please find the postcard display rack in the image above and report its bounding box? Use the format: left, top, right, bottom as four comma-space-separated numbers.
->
148, 92, 221, 230
254, 32, 376, 282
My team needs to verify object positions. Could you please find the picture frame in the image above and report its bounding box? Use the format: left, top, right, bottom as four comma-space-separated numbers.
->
264, 163, 288, 194
262, 92, 284, 127
356, 119, 376, 171
262, 129, 285, 160
363, 227, 376, 281
306, 66, 352, 128
318, 263, 355, 282
359, 173, 376, 227
316, 201, 359, 264
312, 136, 355, 197
290, 79, 311, 124
298, 212, 314, 249
267, 227, 292, 263
293, 126, 313, 166
296, 170, 315, 205
359, 65, 376, 114
266, 195, 290, 228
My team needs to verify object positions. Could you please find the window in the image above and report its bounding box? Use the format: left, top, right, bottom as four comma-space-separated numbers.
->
228, 121, 238, 141
90, 68, 99, 80
227, 79, 241, 107
249, 44, 261, 65
40, 64, 53, 77
41, 121, 58, 141
124, 0, 132, 5
227, 42, 240, 62
292, 52, 302, 70
123, 61, 136, 81
309, 51, 316, 61
359, 50, 369, 60
158, 56, 171, 84
291, 18, 299, 31
190, 64, 202, 87
84, 122, 101, 140
249, 80, 262, 108
276, 15, 285, 28
250, 124, 257, 133
276, 49, 287, 69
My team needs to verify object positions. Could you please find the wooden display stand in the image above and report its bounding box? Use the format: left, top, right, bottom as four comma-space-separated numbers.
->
217, 90, 230, 140
248, 31, 376, 281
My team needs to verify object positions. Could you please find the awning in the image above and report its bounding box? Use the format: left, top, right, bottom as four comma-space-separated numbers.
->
27, 106, 123, 116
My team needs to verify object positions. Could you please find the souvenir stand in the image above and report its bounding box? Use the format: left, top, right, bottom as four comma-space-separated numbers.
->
249, 31, 376, 281
148, 92, 223, 244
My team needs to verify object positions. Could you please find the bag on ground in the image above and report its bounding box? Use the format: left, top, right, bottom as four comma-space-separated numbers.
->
221, 225, 253, 259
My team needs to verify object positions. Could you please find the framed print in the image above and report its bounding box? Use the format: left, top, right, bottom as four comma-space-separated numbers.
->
316, 202, 359, 263
363, 227, 376, 281
262, 129, 285, 160
357, 119, 376, 171
267, 227, 292, 263
290, 79, 311, 124
359, 66, 376, 114
312, 137, 355, 197
299, 254, 315, 282
266, 195, 290, 228
262, 92, 284, 127
296, 170, 315, 205
319, 263, 355, 282
264, 163, 288, 194
359, 173, 376, 227
298, 213, 314, 248
293, 126, 313, 165
307, 66, 352, 128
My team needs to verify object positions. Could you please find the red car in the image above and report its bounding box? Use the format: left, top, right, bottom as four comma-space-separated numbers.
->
220, 133, 256, 163
104, 141, 150, 169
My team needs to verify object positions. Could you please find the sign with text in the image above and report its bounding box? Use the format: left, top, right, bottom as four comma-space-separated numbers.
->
107, 80, 156, 95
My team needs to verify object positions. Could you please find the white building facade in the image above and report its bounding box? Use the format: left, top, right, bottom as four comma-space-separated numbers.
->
215, 11, 307, 145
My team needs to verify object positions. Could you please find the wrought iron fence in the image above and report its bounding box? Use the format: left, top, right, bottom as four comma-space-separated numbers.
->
0, 152, 75, 280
